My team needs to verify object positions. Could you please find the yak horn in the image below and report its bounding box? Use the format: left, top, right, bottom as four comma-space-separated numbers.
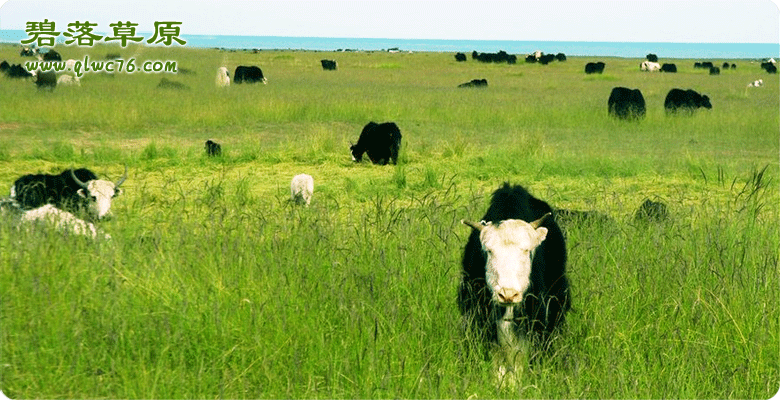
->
70, 168, 89, 188
530, 212, 551, 229
461, 219, 485, 232
114, 165, 128, 188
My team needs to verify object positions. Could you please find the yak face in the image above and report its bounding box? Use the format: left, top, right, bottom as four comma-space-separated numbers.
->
349, 144, 363, 162
71, 167, 127, 220
463, 215, 549, 305
77, 180, 123, 219
700, 95, 713, 109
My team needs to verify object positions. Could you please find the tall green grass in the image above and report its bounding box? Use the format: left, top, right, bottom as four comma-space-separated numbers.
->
0, 43, 777, 398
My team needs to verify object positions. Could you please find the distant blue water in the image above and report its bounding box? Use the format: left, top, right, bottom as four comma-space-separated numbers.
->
2, 30, 777, 59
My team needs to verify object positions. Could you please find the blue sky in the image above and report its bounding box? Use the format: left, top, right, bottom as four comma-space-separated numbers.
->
1, 0, 778, 43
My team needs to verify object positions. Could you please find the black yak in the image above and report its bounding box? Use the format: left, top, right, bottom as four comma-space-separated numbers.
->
664, 88, 712, 113
608, 87, 646, 120
205, 140, 222, 157
585, 61, 605, 74
234, 65, 267, 84
634, 199, 668, 222
458, 78, 488, 88
34, 70, 57, 90
349, 122, 402, 165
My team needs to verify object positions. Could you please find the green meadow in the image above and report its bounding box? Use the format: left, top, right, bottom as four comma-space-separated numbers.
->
0, 43, 777, 399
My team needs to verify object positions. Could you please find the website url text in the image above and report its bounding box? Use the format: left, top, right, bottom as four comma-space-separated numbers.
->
24, 56, 178, 78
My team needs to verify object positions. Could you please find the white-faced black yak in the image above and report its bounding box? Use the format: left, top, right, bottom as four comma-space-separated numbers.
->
459, 183, 570, 383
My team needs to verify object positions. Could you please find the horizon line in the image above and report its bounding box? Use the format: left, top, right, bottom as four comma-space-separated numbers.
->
1, 29, 778, 46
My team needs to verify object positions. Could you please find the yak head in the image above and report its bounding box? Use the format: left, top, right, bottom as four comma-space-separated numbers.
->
349, 142, 363, 162
462, 213, 550, 305
699, 94, 713, 109
70, 166, 127, 220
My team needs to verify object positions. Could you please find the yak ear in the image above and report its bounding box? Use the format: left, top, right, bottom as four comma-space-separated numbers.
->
535, 227, 548, 244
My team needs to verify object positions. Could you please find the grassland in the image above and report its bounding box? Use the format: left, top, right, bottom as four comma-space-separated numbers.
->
0, 42, 778, 399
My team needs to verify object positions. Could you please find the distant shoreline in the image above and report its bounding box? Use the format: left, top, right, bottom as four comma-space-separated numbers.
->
1, 30, 778, 59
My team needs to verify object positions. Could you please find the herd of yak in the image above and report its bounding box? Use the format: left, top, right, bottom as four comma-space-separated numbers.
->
1, 45, 775, 383
453, 51, 776, 120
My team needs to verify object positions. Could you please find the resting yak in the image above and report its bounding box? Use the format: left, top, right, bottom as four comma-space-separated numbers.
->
10, 167, 127, 221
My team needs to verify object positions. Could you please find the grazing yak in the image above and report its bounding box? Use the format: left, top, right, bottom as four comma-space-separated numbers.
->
585, 61, 605, 74
205, 140, 222, 157
748, 79, 764, 88
20, 46, 36, 57
455, 52, 467, 62
472, 51, 516, 64
216, 67, 230, 87
290, 174, 314, 206
646, 53, 658, 62
350, 121, 402, 165
57, 74, 80, 86
33, 70, 57, 90
538, 54, 556, 65
761, 61, 776, 74
634, 199, 668, 222
10, 166, 127, 221
157, 78, 189, 90
554, 208, 612, 229
608, 87, 646, 120
664, 88, 712, 114
661, 63, 677, 73
4, 63, 33, 78
42, 49, 62, 61
458, 78, 488, 88
234, 65, 267, 84
459, 183, 570, 380
640, 61, 661, 72
320, 59, 337, 70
